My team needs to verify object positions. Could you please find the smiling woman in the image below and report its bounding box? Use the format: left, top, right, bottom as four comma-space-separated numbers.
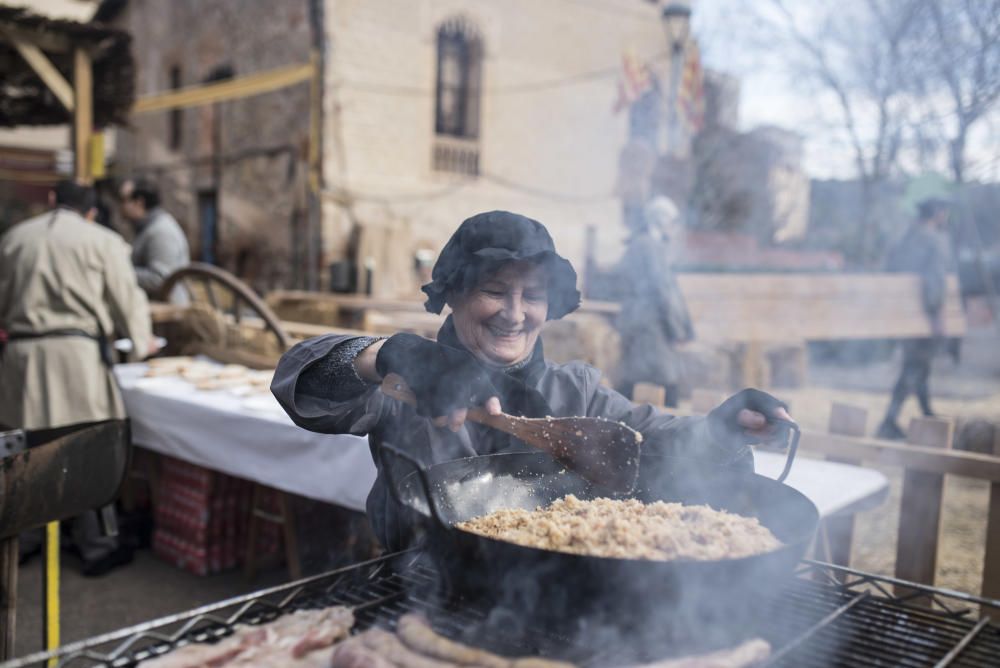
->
271, 210, 794, 550
449, 261, 549, 367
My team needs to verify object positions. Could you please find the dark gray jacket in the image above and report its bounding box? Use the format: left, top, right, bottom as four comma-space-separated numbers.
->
272, 334, 716, 549
885, 223, 951, 317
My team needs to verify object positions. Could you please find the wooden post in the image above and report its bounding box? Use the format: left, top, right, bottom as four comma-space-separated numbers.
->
245, 485, 301, 581
823, 403, 868, 574
276, 492, 302, 581
691, 388, 725, 415
73, 48, 92, 181
742, 341, 766, 388
632, 383, 666, 407
0, 537, 17, 661
982, 424, 1000, 599
895, 416, 952, 600
244, 484, 263, 580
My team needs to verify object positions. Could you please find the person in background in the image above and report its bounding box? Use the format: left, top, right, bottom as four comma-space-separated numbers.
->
118, 177, 190, 298
615, 196, 694, 407
877, 198, 953, 440
0, 180, 156, 575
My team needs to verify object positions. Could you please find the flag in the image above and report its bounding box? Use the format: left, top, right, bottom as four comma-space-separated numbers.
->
676, 42, 705, 132
613, 49, 653, 113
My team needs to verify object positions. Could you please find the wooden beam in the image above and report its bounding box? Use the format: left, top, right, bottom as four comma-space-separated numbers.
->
797, 429, 1000, 481
280, 320, 371, 340
73, 48, 92, 180
132, 62, 313, 115
0, 23, 75, 54
8, 38, 74, 111
895, 417, 952, 599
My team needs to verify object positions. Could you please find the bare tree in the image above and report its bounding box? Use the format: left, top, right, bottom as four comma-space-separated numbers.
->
754, 0, 923, 266
901, 0, 1000, 314
905, 0, 1000, 185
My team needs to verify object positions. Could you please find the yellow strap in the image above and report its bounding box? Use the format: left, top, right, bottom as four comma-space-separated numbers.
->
89, 132, 105, 180
45, 521, 59, 665
132, 63, 314, 114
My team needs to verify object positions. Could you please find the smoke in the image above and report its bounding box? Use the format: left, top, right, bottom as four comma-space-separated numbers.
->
390, 451, 820, 665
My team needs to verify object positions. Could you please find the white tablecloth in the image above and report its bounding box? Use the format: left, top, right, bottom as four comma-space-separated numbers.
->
755, 451, 888, 518
115, 363, 888, 519
115, 363, 376, 511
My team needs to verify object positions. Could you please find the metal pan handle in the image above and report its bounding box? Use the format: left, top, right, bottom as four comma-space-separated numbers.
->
770, 418, 801, 484
376, 443, 449, 531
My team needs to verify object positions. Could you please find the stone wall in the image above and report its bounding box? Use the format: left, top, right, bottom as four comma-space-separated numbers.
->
111, 0, 312, 292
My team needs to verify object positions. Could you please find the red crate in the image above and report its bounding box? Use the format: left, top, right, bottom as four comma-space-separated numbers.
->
152, 456, 282, 576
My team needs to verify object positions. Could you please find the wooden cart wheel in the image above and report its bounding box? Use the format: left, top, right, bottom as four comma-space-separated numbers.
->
158, 263, 292, 354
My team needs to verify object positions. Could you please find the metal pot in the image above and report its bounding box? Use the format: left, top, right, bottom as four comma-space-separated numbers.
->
379, 436, 819, 651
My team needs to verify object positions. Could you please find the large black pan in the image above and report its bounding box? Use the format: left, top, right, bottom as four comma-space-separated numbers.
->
379, 432, 819, 654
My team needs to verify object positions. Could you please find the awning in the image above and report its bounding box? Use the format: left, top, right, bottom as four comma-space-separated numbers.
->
0, 6, 134, 128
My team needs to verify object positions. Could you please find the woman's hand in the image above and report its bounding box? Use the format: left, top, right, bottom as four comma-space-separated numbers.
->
375, 333, 500, 428
736, 404, 793, 434
432, 396, 502, 432
708, 388, 794, 450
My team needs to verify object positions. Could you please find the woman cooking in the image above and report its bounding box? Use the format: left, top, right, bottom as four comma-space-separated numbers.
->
272, 210, 792, 550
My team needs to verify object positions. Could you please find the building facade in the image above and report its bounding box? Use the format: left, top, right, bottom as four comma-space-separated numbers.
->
109, 0, 678, 295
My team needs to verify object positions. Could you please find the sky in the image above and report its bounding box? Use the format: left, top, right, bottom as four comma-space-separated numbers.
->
691, 0, 1000, 183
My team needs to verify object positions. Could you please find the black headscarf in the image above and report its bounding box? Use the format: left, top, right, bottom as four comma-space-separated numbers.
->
421, 210, 581, 320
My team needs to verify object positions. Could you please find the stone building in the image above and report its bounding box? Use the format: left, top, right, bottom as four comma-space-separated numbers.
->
686, 73, 810, 245
101, 0, 683, 295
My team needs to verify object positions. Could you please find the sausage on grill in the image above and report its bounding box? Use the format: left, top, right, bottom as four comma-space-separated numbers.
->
359, 627, 464, 668
330, 639, 396, 668
396, 614, 509, 667
395, 613, 575, 668
628, 639, 771, 668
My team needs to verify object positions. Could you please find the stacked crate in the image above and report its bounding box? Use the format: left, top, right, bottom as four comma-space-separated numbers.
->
152, 455, 282, 576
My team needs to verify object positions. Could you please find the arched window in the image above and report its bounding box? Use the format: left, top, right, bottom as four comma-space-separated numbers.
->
433, 17, 482, 174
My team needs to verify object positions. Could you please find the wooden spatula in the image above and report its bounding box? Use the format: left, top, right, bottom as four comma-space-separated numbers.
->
380, 373, 642, 492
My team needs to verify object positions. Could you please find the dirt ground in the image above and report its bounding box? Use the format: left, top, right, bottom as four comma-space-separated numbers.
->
740, 327, 1000, 599
768, 386, 993, 597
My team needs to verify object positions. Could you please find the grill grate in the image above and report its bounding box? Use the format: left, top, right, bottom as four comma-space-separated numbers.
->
3, 553, 999, 667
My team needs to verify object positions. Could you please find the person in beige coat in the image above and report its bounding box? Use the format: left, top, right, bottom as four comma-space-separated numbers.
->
0, 180, 154, 574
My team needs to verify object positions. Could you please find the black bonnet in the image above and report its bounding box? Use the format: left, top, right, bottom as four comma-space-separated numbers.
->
421, 210, 581, 320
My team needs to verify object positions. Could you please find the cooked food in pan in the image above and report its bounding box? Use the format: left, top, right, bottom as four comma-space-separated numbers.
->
457, 494, 781, 561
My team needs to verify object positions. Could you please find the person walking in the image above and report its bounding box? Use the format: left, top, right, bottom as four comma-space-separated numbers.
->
0, 180, 155, 574
877, 198, 953, 440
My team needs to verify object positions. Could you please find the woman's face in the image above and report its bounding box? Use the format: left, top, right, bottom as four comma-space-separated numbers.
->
449, 261, 549, 366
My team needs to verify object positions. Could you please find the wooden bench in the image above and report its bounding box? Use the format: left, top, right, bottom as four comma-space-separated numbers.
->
676, 273, 966, 387
267, 274, 966, 388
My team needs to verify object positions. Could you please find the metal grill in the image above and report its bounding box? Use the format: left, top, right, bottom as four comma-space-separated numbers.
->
3, 553, 999, 667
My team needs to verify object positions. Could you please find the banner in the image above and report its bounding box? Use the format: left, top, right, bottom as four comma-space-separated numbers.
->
677, 42, 705, 132
613, 49, 653, 113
